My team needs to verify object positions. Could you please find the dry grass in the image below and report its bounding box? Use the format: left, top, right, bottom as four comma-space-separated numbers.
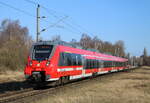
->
0, 70, 24, 83
34, 66, 150, 103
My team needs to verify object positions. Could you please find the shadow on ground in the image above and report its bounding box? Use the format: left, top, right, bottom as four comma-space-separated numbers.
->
0, 81, 32, 94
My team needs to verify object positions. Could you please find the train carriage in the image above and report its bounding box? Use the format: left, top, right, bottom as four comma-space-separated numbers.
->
24, 41, 128, 84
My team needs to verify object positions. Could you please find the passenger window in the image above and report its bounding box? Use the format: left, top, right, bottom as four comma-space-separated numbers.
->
77, 54, 82, 66
58, 52, 66, 66
66, 53, 72, 66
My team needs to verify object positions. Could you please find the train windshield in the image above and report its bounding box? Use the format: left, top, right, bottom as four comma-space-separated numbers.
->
32, 45, 53, 61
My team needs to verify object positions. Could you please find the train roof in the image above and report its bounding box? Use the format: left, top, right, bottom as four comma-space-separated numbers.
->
33, 40, 82, 48
33, 40, 128, 62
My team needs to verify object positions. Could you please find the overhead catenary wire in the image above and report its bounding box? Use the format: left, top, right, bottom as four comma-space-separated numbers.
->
0, 0, 80, 36
42, 6, 96, 37
44, 16, 68, 31
24, 0, 85, 35
24, 0, 80, 35
0, 0, 92, 42
24, 0, 65, 18
0, 1, 35, 18
41, 6, 84, 35
0, 0, 62, 29
38, 1, 96, 37
1, 0, 95, 38
68, 17, 96, 37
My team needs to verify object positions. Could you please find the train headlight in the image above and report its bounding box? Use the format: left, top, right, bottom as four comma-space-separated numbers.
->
46, 61, 50, 66
29, 61, 32, 66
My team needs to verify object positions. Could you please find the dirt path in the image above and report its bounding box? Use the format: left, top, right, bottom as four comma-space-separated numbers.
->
33, 66, 150, 103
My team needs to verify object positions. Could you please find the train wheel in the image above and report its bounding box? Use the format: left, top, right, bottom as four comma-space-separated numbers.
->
64, 76, 69, 84
62, 76, 69, 85
92, 73, 98, 78
55, 78, 62, 86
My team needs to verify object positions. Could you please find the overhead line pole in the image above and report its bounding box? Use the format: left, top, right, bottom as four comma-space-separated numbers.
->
36, 4, 40, 42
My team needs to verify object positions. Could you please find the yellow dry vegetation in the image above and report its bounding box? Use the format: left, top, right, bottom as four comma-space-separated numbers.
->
0, 71, 24, 82
34, 66, 150, 103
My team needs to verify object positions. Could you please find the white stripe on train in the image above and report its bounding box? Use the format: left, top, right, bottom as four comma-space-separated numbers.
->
47, 67, 128, 81
57, 67, 82, 72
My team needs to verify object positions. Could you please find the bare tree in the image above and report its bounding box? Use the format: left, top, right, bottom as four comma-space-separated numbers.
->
78, 34, 126, 57
0, 19, 32, 71
143, 48, 149, 65
51, 35, 61, 42
80, 34, 92, 49
114, 40, 125, 57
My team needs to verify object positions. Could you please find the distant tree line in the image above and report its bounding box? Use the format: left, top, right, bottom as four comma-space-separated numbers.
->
70, 34, 126, 57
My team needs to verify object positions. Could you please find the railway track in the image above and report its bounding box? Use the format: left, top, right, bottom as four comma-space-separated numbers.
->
0, 88, 33, 100
0, 68, 137, 103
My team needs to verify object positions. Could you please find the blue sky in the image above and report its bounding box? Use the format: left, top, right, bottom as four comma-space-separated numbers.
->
0, 0, 150, 56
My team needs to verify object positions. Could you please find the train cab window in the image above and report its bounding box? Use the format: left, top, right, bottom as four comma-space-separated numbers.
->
32, 45, 53, 61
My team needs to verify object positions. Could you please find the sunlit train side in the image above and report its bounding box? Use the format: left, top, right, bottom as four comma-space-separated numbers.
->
24, 41, 128, 84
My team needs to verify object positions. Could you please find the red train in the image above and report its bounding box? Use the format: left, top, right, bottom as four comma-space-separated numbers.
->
24, 41, 128, 85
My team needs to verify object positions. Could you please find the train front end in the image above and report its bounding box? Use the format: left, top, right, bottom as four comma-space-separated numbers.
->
24, 42, 56, 83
